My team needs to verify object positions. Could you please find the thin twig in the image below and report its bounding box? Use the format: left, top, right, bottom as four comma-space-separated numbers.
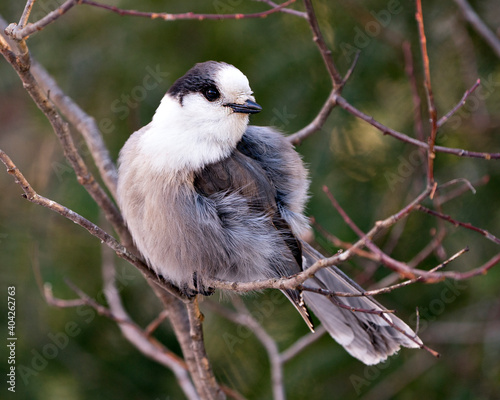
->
288, 89, 336, 145
18, 0, 37, 28
144, 310, 170, 337
303, 0, 343, 88
82, 0, 296, 20
31, 60, 119, 200
0, 149, 186, 299
288, 50, 359, 146
342, 50, 361, 84
437, 79, 481, 128
333, 94, 500, 159
312, 219, 379, 261
279, 325, 327, 363
231, 297, 285, 400
416, 0, 438, 186
435, 175, 489, 206
319, 247, 469, 299
0, 37, 127, 241
5, 0, 298, 40
5, 0, 79, 40
99, 248, 198, 400
322, 184, 440, 280
322, 185, 365, 238
254, 0, 307, 18
416, 206, 500, 245
437, 178, 477, 195
407, 228, 447, 269
440, 252, 500, 280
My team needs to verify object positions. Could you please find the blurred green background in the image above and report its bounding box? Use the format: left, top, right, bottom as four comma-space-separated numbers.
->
1, 0, 499, 399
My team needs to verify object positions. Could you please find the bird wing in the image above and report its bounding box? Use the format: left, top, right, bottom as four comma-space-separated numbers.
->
193, 147, 314, 328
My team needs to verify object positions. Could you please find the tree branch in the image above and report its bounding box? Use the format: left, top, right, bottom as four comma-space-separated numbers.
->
186, 299, 225, 400
0, 149, 185, 299
279, 326, 327, 363
0, 34, 127, 240
302, 0, 343, 88
288, 89, 336, 145
416, 0, 438, 186
333, 94, 500, 160
416, 206, 500, 245
4, 0, 298, 40
32, 242, 197, 399
31, 60, 119, 198
18, 0, 37, 28
100, 250, 198, 400
254, 0, 307, 18
437, 79, 481, 128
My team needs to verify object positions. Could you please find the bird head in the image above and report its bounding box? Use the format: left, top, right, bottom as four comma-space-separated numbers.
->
140, 61, 262, 173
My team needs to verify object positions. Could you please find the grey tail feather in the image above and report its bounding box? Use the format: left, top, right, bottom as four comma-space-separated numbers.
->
281, 289, 315, 332
297, 241, 422, 365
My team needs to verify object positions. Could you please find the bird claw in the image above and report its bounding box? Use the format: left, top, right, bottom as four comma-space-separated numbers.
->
181, 272, 215, 297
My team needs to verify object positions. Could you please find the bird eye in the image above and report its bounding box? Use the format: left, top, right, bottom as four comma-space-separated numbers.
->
203, 87, 220, 102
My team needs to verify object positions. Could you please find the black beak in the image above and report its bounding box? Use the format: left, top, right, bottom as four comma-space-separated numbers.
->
226, 99, 262, 114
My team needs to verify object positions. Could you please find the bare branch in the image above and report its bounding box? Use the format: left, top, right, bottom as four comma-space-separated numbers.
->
312, 219, 379, 261
34, 245, 196, 399
313, 247, 469, 299
5, 0, 79, 40
100, 250, 198, 400
0, 149, 186, 299
333, 94, 500, 160
437, 79, 481, 128
435, 175, 489, 206
18, 0, 37, 28
288, 89, 336, 145
441, 252, 500, 280
186, 299, 225, 400
407, 228, 447, 269
322, 185, 366, 238
416, 0, 438, 186
342, 50, 361, 84
4, 0, 298, 40
0, 36, 127, 241
437, 178, 477, 195
144, 310, 170, 337
230, 297, 285, 400
322, 185, 441, 280
416, 206, 500, 245
279, 326, 327, 363
288, 51, 359, 146
254, 0, 307, 18
454, 0, 500, 58
30, 60, 119, 200
303, 0, 343, 88
206, 298, 288, 400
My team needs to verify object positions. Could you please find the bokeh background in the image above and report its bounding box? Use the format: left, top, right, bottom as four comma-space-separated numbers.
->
1, 1, 499, 399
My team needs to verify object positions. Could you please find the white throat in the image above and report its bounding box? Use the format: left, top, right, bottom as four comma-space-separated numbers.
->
139, 95, 249, 174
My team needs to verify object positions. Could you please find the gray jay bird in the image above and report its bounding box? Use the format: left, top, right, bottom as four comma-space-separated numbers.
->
117, 61, 421, 365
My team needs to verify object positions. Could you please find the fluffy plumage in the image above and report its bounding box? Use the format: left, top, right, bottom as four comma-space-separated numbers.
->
117, 61, 421, 364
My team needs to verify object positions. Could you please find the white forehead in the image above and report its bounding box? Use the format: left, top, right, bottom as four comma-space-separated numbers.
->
215, 64, 252, 95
